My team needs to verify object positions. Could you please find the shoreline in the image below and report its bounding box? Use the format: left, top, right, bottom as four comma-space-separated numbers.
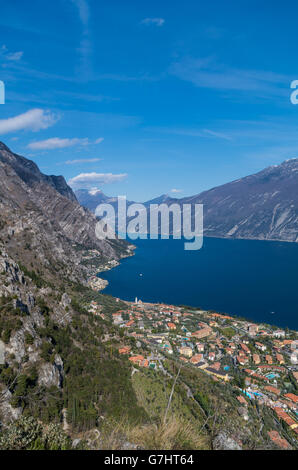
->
95, 238, 298, 333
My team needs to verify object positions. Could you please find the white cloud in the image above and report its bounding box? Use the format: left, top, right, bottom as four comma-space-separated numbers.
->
27, 136, 104, 150
141, 18, 165, 27
64, 158, 101, 165
0, 109, 58, 135
170, 188, 183, 193
28, 137, 87, 150
88, 188, 102, 195
68, 172, 128, 189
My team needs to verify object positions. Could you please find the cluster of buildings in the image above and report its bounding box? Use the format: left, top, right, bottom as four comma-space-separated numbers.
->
88, 276, 108, 292
87, 300, 105, 319
87, 295, 298, 446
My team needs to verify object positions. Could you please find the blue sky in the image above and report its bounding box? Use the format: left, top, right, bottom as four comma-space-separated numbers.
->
0, 0, 298, 200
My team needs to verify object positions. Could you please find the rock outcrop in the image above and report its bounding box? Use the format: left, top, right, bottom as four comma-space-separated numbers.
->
38, 355, 64, 389
213, 431, 242, 450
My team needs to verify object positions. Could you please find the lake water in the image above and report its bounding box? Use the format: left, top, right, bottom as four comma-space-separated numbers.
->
100, 237, 298, 330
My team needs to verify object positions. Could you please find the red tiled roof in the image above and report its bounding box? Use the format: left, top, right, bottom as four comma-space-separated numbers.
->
119, 346, 131, 354
190, 354, 203, 364
284, 393, 298, 403
267, 431, 291, 450
264, 385, 281, 396
237, 395, 247, 405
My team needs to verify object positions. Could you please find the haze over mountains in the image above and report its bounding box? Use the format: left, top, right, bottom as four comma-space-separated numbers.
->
76, 159, 298, 243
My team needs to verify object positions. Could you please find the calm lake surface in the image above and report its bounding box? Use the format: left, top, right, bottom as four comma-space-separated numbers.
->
100, 237, 298, 330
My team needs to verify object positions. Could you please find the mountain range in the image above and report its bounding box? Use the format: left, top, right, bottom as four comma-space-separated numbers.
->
76, 159, 298, 243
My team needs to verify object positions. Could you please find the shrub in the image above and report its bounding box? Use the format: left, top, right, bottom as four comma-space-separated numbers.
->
0, 416, 71, 450
0, 416, 42, 450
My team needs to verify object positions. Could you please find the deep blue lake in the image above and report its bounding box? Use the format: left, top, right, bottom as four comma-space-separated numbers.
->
100, 237, 298, 330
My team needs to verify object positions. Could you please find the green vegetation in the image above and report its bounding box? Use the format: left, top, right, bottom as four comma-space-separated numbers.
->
69, 282, 127, 318
0, 416, 71, 450
18, 264, 45, 288
132, 369, 202, 424
220, 327, 235, 339
36, 304, 147, 432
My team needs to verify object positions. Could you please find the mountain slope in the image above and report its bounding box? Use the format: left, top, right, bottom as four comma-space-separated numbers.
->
76, 159, 298, 243
0, 142, 131, 284
179, 158, 298, 242
75, 188, 135, 213
0, 142, 77, 202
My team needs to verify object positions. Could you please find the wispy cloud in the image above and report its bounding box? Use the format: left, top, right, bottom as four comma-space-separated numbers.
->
95, 72, 159, 82
6, 51, 24, 61
202, 129, 232, 141
0, 109, 58, 135
170, 56, 290, 97
64, 157, 102, 165
1, 45, 24, 62
68, 171, 127, 189
70, 0, 93, 80
28, 137, 87, 150
145, 126, 232, 141
71, 0, 90, 26
141, 18, 165, 27
27, 136, 104, 150
214, 119, 298, 144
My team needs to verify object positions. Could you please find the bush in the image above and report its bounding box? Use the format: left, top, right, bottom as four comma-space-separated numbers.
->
42, 423, 71, 450
0, 416, 42, 450
25, 332, 34, 345
0, 416, 71, 450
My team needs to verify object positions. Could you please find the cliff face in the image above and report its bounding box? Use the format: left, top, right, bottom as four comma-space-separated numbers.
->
76, 159, 298, 243
0, 142, 77, 202
0, 142, 131, 284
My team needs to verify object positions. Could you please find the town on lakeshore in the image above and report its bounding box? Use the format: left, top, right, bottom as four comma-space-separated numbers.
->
86, 271, 298, 449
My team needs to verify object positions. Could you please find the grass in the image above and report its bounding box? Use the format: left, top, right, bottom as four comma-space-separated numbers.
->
129, 417, 210, 450
97, 415, 210, 450
132, 370, 196, 422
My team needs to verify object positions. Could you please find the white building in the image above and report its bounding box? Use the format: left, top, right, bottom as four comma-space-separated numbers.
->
290, 350, 298, 365
273, 330, 285, 338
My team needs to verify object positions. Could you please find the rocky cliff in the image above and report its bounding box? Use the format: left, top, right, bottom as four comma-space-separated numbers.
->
0, 142, 132, 284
